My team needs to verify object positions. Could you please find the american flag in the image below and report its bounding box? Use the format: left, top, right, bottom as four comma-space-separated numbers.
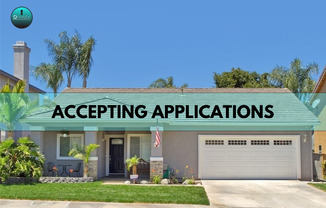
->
155, 126, 161, 147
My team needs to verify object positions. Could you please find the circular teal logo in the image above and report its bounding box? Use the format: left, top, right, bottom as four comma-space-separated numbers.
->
11, 7, 33, 29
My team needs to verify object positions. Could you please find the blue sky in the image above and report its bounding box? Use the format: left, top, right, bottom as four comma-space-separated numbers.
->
1, 1, 325, 92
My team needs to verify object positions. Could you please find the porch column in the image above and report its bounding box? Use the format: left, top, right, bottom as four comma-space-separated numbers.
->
0, 131, 7, 142
150, 126, 163, 179
84, 126, 99, 179
30, 126, 44, 153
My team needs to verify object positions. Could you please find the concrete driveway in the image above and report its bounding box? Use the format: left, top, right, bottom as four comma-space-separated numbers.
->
202, 180, 326, 208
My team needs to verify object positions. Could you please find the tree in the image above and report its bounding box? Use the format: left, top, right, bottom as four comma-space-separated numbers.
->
269, 58, 318, 99
45, 31, 95, 88
213, 68, 272, 88
32, 63, 64, 96
149, 76, 188, 88
78, 37, 96, 88
125, 155, 140, 184
0, 81, 38, 138
69, 144, 100, 177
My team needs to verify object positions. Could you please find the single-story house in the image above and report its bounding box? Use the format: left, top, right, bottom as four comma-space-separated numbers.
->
26, 87, 319, 181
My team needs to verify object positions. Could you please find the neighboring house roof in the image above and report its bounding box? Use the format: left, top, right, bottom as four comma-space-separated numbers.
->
26, 87, 319, 131
0, 69, 45, 93
313, 66, 326, 93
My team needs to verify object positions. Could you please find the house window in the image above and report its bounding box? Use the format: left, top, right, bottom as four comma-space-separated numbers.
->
129, 135, 151, 161
251, 140, 269, 145
205, 140, 224, 145
274, 140, 292, 145
319, 145, 322, 153
228, 140, 247, 145
57, 134, 84, 160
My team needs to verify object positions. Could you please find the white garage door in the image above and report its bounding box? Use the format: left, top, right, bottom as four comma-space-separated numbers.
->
198, 135, 300, 179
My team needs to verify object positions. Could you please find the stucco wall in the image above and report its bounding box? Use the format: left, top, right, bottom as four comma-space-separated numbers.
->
0, 74, 40, 93
319, 80, 326, 93
162, 131, 313, 180
39, 130, 313, 180
42, 131, 84, 176
97, 132, 106, 178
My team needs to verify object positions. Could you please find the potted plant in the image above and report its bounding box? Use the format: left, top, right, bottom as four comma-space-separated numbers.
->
126, 155, 140, 184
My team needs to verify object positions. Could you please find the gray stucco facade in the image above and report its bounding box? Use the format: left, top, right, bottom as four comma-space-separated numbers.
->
35, 129, 314, 180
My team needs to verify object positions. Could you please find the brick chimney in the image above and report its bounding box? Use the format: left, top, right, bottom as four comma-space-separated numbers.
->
13, 41, 30, 92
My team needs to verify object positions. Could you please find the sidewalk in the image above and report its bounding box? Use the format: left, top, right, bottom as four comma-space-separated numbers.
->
0, 199, 209, 208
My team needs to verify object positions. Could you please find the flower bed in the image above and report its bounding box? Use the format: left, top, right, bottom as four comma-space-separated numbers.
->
39, 177, 94, 183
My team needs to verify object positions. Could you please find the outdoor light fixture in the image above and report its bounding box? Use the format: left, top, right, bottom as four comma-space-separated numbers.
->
61, 130, 69, 137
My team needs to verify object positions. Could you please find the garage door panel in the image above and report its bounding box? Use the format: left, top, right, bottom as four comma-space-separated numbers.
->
199, 136, 299, 179
204, 152, 225, 157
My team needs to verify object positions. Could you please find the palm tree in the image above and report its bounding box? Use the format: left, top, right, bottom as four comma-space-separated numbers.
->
78, 37, 96, 88
269, 58, 318, 100
69, 144, 100, 177
45, 31, 85, 88
149, 76, 188, 88
0, 81, 38, 138
32, 63, 64, 96
126, 155, 140, 183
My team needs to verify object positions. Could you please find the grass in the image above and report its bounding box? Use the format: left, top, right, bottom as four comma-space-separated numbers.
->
0, 181, 209, 205
309, 183, 326, 192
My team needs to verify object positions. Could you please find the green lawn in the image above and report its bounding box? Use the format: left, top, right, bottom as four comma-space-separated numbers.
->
0, 182, 209, 205
309, 183, 326, 192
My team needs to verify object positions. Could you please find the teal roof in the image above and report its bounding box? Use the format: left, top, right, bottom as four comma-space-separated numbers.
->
25, 88, 319, 131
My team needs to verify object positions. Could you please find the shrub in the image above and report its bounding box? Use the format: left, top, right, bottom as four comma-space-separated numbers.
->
152, 175, 161, 184
187, 179, 195, 184
0, 137, 45, 182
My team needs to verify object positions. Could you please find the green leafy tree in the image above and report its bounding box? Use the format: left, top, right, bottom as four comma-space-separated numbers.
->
149, 76, 188, 88
214, 68, 272, 88
269, 58, 318, 99
69, 144, 100, 177
32, 63, 64, 96
0, 137, 45, 181
0, 81, 38, 138
45, 31, 95, 88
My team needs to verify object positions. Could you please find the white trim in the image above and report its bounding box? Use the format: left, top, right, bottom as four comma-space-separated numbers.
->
150, 156, 163, 161
89, 157, 98, 161
30, 126, 45, 131
105, 134, 125, 176
84, 126, 99, 131
56, 134, 84, 160
150, 126, 164, 132
198, 134, 301, 179
126, 134, 151, 160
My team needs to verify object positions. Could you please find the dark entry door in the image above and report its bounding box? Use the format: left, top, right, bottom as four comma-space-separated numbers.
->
109, 138, 124, 173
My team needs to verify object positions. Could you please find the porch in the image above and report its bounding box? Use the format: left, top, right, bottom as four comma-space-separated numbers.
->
30, 126, 164, 180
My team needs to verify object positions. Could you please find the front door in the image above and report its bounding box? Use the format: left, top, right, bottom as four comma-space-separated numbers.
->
109, 138, 124, 174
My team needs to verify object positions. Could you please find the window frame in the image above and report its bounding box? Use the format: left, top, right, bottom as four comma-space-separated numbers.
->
319, 145, 322, 154
127, 134, 151, 162
56, 134, 84, 160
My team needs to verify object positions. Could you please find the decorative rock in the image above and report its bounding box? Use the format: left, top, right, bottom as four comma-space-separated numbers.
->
182, 179, 190, 185
140, 180, 149, 184
161, 179, 170, 185
124, 180, 131, 184
38, 177, 94, 183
